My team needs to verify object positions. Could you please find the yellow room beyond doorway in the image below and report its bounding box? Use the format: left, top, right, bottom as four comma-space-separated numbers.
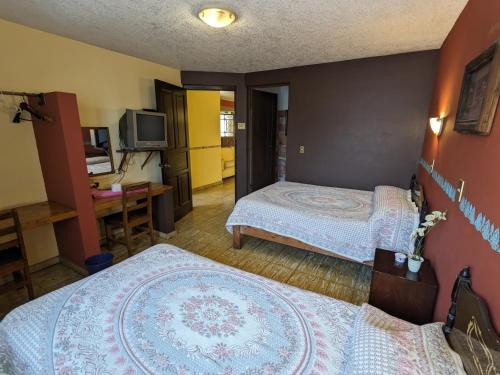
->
187, 90, 235, 191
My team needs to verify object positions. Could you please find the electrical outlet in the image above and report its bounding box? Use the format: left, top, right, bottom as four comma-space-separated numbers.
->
237, 122, 246, 130
299, 145, 305, 154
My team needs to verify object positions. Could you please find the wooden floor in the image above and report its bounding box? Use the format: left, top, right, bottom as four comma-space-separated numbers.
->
0, 178, 371, 317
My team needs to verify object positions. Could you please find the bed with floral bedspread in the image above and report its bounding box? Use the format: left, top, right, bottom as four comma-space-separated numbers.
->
226, 181, 420, 263
0, 245, 463, 374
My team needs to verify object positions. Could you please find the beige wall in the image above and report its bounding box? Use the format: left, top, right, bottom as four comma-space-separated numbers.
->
186, 91, 223, 189
0, 19, 180, 265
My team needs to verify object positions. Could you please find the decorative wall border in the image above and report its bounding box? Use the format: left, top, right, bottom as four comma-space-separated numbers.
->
419, 159, 499, 253
419, 159, 457, 201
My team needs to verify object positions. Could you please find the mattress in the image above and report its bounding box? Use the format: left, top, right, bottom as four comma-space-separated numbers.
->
86, 160, 112, 175
0, 244, 464, 375
0, 244, 357, 374
226, 181, 420, 262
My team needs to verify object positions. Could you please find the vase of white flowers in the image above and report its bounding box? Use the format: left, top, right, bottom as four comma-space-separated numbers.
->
409, 210, 447, 273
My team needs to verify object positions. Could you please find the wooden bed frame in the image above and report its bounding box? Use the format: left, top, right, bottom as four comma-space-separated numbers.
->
232, 175, 428, 267
445, 267, 500, 374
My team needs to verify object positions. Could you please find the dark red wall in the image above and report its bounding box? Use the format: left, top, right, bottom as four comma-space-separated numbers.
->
183, 51, 438, 197
418, 0, 500, 330
31, 92, 101, 267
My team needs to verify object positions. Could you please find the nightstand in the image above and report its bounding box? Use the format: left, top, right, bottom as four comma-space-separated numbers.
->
368, 248, 438, 325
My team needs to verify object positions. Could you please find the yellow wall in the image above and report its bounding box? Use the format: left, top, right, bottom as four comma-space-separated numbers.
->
221, 147, 235, 178
186, 91, 222, 189
0, 19, 180, 265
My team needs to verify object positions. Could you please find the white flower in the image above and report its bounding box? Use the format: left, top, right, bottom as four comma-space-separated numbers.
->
425, 214, 436, 221
432, 211, 447, 220
417, 228, 426, 237
423, 221, 435, 227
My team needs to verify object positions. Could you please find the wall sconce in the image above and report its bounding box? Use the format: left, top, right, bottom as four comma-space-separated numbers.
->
429, 117, 444, 136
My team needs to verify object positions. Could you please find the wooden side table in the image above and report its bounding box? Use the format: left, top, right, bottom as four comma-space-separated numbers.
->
368, 249, 438, 325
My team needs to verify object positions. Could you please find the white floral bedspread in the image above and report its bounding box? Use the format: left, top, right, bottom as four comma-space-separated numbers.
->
0, 244, 359, 375
226, 182, 419, 262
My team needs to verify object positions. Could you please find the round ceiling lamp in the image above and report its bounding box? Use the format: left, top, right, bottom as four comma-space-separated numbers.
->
198, 8, 236, 28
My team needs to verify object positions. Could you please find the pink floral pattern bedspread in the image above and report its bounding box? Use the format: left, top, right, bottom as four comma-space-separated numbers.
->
0, 244, 358, 375
226, 182, 419, 262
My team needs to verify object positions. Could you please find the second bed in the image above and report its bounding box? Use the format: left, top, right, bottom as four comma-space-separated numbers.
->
227, 180, 424, 264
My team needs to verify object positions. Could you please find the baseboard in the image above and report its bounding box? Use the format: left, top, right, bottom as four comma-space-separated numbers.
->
29, 256, 60, 273
192, 180, 223, 192
155, 229, 176, 240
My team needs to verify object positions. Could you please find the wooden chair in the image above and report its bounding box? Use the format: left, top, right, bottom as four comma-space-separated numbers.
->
104, 182, 155, 257
0, 209, 34, 300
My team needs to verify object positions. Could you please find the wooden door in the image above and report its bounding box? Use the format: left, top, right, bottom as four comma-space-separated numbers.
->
155, 80, 192, 220
249, 90, 277, 192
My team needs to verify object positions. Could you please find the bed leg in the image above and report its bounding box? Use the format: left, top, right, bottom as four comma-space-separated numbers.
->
233, 225, 242, 249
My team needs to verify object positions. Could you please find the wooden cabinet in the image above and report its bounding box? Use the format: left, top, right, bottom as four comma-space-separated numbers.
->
369, 249, 438, 325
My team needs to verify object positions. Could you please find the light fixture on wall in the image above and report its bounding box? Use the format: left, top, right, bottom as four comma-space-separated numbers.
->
429, 117, 444, 136
198, 8, 236, 28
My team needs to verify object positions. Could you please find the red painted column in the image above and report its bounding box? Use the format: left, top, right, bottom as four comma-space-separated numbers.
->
30, 92, 100, 267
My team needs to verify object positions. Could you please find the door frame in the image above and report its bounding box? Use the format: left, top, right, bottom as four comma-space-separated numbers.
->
247, 83, 290, 193
182, 84, 238, 200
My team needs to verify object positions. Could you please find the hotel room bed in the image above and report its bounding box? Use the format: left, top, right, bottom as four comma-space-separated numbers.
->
85, 156, 113, 175
227, 181, 422, 264
0, 244, 470, 375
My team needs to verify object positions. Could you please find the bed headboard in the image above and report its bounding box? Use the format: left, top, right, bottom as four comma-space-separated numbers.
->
409, 174, 429, 223
444, 267, 500, 374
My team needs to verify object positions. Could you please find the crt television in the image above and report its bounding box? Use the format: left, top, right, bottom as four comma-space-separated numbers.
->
119, 109, 168, 149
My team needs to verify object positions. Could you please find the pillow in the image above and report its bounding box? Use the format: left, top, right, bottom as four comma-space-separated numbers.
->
344, 304, 465, 375
370, 186, 420, 252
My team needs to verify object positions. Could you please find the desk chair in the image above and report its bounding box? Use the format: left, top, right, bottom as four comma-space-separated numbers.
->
0, 209, 34, 300
104, 182, 155, 257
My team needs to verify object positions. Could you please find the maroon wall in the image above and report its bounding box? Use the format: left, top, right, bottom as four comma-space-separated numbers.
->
183, 51, 437, 197
418, 0, 500, 330
246, 51, 438, 190
31, 92, 101, 267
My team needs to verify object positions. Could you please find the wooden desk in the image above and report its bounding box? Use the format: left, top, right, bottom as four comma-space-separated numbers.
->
2, 201, 78, 231
93, 183, 174, 235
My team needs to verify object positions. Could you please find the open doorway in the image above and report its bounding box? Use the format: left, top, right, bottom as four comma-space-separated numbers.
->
249, 85, 289, 192
185, 89, 236, 208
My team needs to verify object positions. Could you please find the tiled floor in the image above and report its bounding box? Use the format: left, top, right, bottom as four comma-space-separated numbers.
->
0, 177, 371, 317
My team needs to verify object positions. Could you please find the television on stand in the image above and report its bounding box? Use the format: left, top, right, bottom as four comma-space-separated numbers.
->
119, 109, 168, 149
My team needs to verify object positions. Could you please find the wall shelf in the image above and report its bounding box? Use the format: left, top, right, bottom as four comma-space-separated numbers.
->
116, 148, 167, 172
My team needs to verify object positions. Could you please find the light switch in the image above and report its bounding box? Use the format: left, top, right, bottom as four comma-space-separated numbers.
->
457, 179, 465, 203
299, 145, 305, 154
237, 122, 246, 130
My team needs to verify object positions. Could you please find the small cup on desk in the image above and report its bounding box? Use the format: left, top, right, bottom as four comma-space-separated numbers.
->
394, 252, 407, 264
111, 183, 122, 192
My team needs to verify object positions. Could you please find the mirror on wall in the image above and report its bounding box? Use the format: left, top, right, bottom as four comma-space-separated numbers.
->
81, 127, 115, 176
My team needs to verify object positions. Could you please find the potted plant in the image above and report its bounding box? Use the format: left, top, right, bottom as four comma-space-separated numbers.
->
409, 211, 447, 273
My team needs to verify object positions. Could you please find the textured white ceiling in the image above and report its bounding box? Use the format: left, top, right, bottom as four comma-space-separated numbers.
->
0, 0, 467, 73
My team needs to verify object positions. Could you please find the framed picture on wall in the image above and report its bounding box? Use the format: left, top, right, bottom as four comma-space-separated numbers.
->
454, 40, 500, 135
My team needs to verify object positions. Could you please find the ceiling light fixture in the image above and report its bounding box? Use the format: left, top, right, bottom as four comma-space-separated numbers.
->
198, 8, 236, 28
